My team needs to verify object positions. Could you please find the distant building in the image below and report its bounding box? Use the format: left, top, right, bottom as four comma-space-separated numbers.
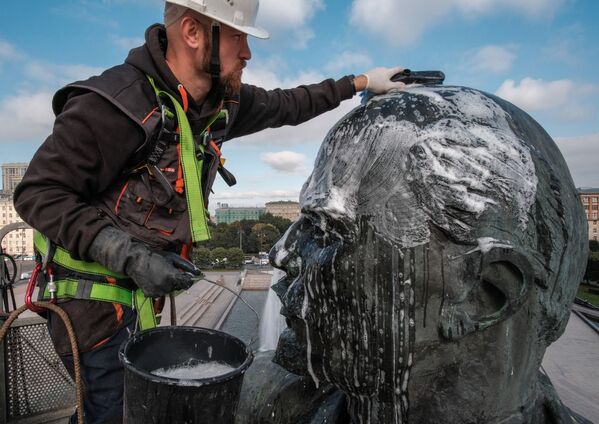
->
215, 203, 266, 224
580, 188, 599, 241
265, 201, 300, 222
0, 198, 34, 256
1, 163, 28, 196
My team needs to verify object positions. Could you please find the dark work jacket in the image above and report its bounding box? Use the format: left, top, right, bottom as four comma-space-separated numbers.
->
14, 24, 355, 260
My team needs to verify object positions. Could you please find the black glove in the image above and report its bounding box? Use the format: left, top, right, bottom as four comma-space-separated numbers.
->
88, 226, 202, 297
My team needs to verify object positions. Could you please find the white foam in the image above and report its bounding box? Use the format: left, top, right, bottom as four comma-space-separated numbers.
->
301, 86, 538, 249
477, 237, 513, 253
301, 285, 320, 388
152, 360, 234, 380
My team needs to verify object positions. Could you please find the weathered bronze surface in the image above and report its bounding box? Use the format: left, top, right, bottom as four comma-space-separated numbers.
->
237, 86, 590, 424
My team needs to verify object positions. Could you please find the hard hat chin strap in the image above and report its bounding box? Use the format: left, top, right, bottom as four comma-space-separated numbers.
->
210, 21, 221, 89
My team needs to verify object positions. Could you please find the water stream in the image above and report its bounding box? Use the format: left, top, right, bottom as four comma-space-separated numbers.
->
258, 268, 287, 351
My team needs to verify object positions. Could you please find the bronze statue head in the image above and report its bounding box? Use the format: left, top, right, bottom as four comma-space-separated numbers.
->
270, 87, 588, 423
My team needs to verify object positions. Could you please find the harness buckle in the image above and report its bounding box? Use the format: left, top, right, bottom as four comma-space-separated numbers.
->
47, 272, 57, 303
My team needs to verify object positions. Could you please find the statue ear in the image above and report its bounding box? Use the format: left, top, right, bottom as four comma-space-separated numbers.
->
439, 247, 539, 341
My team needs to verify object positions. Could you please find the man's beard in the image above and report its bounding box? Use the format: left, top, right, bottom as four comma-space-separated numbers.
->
202, 54, 243, 97
200, 27, 243, 97
221, 68, 243, 97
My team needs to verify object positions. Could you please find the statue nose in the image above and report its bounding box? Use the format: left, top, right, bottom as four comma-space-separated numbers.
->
269, 220, 302, 269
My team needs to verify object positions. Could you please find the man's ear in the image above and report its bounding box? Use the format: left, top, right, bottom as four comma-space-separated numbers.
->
180, 16, 205, 49
439, 247, 541, 341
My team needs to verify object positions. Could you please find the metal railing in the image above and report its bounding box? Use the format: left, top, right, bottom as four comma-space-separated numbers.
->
1, 315, 75, 423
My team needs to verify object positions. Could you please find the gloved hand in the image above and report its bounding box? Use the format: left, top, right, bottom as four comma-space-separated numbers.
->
88, 226, 202, 297
364, 66, 406, 94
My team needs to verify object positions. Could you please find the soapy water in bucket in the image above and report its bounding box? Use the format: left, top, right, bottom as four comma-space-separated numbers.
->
152, 359, 235, 380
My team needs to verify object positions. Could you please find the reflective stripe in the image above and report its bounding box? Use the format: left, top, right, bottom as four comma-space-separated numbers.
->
134, 289, 157, 331
34, 231, 127, 279
147, 75, 219, 243
40, 280, 157, 330
41, 279, 133, 307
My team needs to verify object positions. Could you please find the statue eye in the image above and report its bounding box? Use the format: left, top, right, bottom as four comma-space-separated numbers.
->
410, 145, 428, 160
301, 214, 334, 247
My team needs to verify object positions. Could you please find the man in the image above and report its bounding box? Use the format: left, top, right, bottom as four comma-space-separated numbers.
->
236, 85, 590, 423
13, 0, 405, 423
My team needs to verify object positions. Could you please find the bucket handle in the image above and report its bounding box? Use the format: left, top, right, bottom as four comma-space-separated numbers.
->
200, 277, 261, 350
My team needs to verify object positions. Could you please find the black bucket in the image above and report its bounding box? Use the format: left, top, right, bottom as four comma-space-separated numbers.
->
119, 326, 253, 424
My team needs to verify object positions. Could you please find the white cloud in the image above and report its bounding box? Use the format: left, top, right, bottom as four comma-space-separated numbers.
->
244, 59, 326, 89
292, 27, 316, 50
555, 133, 599, 187
325, 52, 373, 75
455, 0, 566, 18
239, 98, 360, 147
258, 0, 323, 29
495, 77, 596, 116
465, 45, 516, 74
350, 0, 451, 46
240, 59, 362, 147
350, 0, 567, 46
0, 91, 54, 142
256, 0, 324, 49
261, 151, 310, 175
0, 39, 23, 62
24, 62, 104, 87
111, 35, 145, 51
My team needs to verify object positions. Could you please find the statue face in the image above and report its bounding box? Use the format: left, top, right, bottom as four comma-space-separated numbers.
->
271, 190, 537, 401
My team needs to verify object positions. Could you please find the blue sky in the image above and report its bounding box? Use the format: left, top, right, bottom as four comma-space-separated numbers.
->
1, 0, 598, 213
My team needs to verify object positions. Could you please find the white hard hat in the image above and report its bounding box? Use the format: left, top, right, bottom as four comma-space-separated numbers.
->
165, 0, 269, 39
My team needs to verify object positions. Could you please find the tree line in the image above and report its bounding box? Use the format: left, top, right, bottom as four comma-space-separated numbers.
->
192, 213, 293, 268
584, 239, 599, 283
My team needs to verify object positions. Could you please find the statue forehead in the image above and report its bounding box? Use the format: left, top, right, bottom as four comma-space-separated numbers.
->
300, 87, 538, 246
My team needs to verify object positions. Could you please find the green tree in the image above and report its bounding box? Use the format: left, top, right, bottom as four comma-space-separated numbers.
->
584, 251, 599, 283
193, 246, 212, 269
251, 223, 280, 253
590, 240, 599, 252
238, 219, 260, 253
202, 223, 237, 249
259, 213, 293, 234
226, 248, 245, 268
211, 247, 228, 267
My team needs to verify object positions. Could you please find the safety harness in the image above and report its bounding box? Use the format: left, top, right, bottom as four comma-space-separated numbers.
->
32, 75, 232, 331
33, 231, 158, 330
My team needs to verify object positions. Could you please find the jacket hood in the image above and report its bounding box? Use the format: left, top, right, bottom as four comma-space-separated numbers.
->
125, 24, 224, 123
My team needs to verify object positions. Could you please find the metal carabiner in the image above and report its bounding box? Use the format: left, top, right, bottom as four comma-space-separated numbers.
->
25, 263, 46, 313
140, 164, 176, 207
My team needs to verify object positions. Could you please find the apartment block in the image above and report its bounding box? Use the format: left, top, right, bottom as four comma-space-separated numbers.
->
0, 198, 34, 256
1, 163, 28, 196
265, 201, 300, 222
580, 188, 599, 241
215, 203, 266, 224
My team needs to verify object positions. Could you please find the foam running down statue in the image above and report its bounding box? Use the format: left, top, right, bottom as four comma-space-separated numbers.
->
235, 85, 590, 424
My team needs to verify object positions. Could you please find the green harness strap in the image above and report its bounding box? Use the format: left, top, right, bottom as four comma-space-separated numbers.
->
34, 232, 157, 330
34, 231, 126, 279
147, 75, 224, 243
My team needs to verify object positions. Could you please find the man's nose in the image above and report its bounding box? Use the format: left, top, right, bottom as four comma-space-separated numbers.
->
240, 36, 251, 61
269, 236, 288, 268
